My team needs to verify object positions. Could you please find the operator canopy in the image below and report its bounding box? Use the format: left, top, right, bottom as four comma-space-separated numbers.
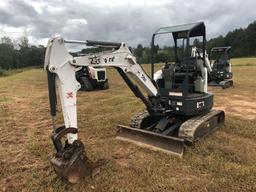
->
211, 46, 231, 53
153, 22, 205, 39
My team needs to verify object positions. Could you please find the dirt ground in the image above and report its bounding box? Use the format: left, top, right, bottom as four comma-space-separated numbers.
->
212, 67, 256, 120
0, 64, 256, 192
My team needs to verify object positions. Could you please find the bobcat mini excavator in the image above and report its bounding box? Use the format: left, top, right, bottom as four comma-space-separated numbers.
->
44, 22, 224, 183
208, 46, 233, 88
189, 46, 233, 89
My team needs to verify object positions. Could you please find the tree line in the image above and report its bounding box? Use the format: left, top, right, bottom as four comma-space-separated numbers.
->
133, 21, 256, 63
0, 36, 45, 73
0, 20, 255, 71
207, 21, 256, 57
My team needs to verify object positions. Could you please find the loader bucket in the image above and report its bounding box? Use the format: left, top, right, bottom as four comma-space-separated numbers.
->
116, 125, 184, 157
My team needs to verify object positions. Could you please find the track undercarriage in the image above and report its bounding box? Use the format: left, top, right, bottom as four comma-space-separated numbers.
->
117, 110, 225, 156
208, 79, 233, 89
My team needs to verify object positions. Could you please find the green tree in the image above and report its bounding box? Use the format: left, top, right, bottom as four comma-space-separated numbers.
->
17, 36, 31, 67
0, 37, 16, 69
245, 21, 256, 55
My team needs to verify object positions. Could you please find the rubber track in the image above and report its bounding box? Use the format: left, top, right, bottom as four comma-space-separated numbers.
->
130, 111, 150, 128
178, 110, 224, 142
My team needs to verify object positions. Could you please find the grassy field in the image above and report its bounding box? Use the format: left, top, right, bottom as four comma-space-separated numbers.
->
231, 57, 256, 66
0, 58, 256, 192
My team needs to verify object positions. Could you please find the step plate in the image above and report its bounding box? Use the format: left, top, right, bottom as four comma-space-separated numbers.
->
116, 125, 184, 157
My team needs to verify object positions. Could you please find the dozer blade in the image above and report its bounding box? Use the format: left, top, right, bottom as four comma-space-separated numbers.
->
50, 140, 93, 184
116, 125, 184, 157
208, 79, 233, 89
220, 79, 233, 89
178, 110, 225, 143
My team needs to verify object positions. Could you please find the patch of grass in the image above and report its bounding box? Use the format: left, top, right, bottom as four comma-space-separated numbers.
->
231, 57, 256, 66
0, 68, 26, 77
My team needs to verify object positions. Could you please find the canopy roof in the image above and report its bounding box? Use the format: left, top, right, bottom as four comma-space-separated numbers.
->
211, 46, 231, 52
154, 22, 205, 39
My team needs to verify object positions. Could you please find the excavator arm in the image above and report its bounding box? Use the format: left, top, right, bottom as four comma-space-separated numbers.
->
44, 36, 158, 183
191, 46, 212, 73
45, 36, 158, 143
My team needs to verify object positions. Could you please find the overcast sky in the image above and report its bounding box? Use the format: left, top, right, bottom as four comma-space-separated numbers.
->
0, 0, 255, 47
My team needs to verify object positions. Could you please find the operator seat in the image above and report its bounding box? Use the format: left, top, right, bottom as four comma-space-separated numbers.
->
194, 58, 206, 92
171, 57, 197, 92
161, 64, 174, 89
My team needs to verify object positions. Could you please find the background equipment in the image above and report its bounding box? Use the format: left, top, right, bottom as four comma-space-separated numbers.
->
44, 22, 224, 183
208, 46, 233, 88
76, 66, 109, 91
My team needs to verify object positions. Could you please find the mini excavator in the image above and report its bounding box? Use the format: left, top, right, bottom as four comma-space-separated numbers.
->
189, 46, 233, 89
44, 22, 224, 183
208, 46, 233, 88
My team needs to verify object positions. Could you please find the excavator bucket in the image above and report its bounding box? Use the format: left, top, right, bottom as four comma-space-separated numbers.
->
50, 139, 93, 184
51, 152, 92, 184
116, 125, 184, 157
